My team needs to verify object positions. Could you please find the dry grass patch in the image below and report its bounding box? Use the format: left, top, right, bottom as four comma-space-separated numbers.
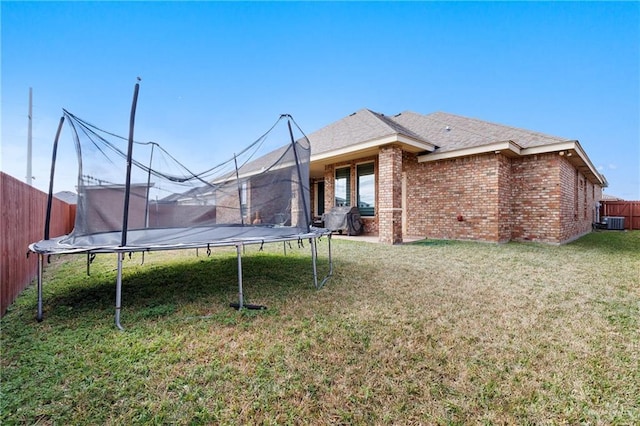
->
2, 231, 639, 424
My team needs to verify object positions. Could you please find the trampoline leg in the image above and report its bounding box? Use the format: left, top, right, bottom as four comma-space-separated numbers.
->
311, 238, 319, 289
37, 254, 44, 322
316, 235, 333, 289
115, 253, 124, 330
236, 244, 244, 309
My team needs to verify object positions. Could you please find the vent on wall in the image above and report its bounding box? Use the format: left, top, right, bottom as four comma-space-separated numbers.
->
604, 216, 625, 230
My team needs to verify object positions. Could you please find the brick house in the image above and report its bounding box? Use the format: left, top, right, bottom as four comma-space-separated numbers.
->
308, 109, 606, 244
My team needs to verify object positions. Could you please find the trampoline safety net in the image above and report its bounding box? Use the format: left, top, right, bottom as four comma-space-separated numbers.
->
28, 89, 333, 328
37, 110, 317, 251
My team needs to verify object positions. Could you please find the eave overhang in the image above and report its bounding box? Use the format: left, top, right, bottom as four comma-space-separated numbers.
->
417, 139, 606, 186
310, 134, 437, 177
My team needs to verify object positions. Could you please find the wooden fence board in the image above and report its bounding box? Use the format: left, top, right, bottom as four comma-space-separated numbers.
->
600, 200, 640, 230
1, 172, 75, 317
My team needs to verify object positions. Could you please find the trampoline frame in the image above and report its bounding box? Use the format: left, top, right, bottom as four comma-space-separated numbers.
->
29, 82, 334, 329
33, 230, 332, 330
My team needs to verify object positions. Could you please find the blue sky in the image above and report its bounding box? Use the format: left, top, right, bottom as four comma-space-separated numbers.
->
2, 1, 639, 199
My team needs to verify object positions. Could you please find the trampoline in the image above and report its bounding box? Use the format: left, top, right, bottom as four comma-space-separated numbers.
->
29, 83, 332, 329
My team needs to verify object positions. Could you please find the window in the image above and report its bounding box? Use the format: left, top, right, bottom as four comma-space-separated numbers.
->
357, 163, 375, 216
574, 170, 579, 220
335, 167, 350, 206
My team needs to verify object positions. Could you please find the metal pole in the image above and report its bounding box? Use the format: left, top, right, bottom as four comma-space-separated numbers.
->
236, 244, 244, 309
144, 143, 155, 228
44, 116, 65, 240
27, 87, 33, 186
311, 237, 318, 289
115, 252, 124, 330
233, 154, 245, 225
316, 234, 333, 289
36, 254, 44, 321
121, 82, 140, 247
287, 118, 311, 232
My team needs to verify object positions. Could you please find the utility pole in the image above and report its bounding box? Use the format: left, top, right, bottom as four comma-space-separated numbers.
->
26, 87, 33, 186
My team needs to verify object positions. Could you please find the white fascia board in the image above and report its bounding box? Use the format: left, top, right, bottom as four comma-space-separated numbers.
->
417, 140, 521, 162
569, 141, 605, 186
522, 140, 605, 185
519, 140, 577, 155
311, 134, 436, 163
418, 139, 605, 186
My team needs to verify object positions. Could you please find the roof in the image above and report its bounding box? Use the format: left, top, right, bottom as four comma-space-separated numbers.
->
308, 109, 568, 156
601, 193, 624, 201
307, 109, 605, 186
53, 191, 77, 204
391, 111, 568, 153
308, 109, 437, 156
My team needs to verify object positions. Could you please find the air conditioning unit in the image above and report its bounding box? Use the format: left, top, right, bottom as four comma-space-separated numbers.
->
604, 216, 625, 230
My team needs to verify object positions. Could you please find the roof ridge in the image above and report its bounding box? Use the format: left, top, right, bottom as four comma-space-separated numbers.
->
364, 109, 432, 143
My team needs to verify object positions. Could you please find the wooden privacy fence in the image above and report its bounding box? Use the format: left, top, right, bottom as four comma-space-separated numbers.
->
1, 172, 75, 317
600, 200, 640, 230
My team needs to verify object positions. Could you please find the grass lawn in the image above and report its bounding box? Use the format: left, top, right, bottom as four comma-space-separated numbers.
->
2, 231, 639, 424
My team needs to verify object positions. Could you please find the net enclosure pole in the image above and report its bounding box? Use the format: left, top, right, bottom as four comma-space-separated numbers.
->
144, 142, 155, 229
44, 116, 65, 240
233, 154, 245, 225
121, 82, 140, 247
286, 118, 310, 232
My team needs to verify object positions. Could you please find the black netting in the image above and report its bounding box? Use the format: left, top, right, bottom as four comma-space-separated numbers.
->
60, 110, 312, 247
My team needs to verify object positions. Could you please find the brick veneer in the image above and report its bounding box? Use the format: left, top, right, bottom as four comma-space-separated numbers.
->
378, 145, 403, 244
403, 152, 506, 242
318, 149, 601, 244
402, 151, 601, 243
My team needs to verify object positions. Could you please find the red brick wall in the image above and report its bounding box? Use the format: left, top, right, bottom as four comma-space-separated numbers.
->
320, 149, 601, 244
378, 145, 403, 243
497, 155, 513, 242
403, 152, 504, 242
510, 153, 562, 242
557, 157, 600, 242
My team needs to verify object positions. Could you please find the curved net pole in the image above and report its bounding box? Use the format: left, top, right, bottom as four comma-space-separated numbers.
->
286, 117, 310, 232
44, 116, 65, 240
121, 82, 141, 247
233, 154, 245, 225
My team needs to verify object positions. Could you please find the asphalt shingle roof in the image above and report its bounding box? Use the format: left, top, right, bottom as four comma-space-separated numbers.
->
307, 109, 571, 155
392, 111, 569, 153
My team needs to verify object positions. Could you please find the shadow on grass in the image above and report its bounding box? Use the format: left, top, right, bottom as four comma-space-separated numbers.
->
38, 252, 331, 324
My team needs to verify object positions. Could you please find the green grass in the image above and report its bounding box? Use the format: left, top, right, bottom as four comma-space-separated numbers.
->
2, 231, 639, 425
